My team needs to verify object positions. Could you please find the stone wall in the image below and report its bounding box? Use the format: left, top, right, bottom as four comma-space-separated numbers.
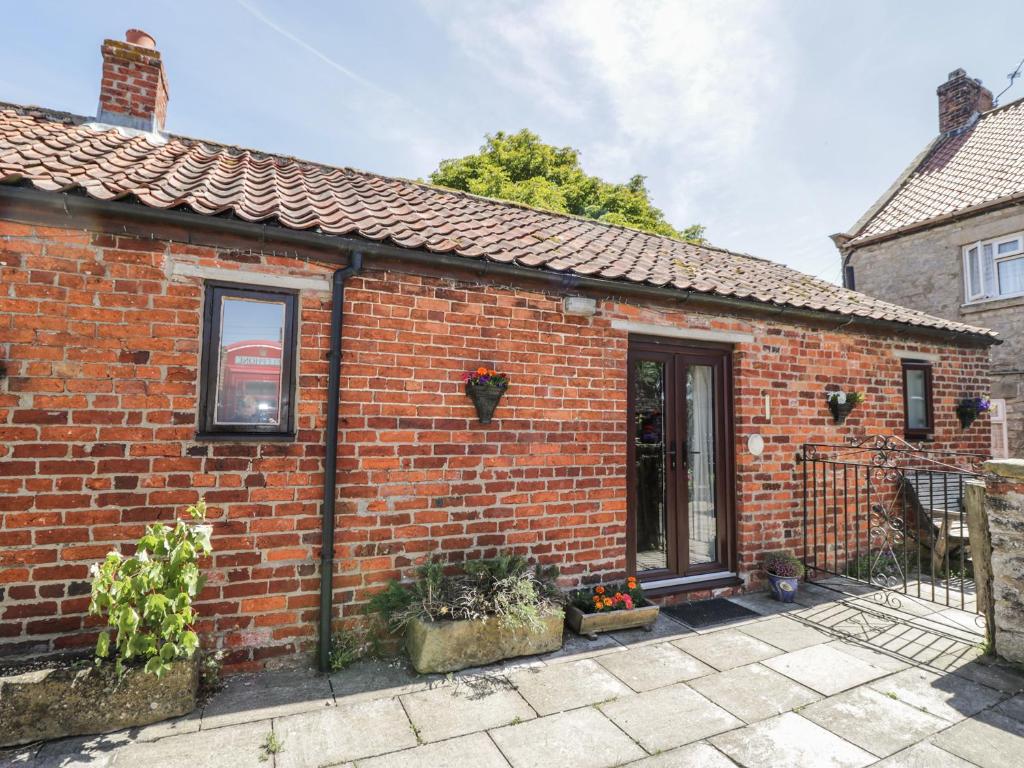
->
846, 205, 1024, 455
969, 460, 1024, 663
0, 218, 992, 670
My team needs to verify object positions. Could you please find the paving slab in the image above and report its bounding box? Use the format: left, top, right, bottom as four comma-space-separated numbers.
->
688, 662, 820, 723
726, 592, 801, 617
597, 642, 713, 691
739, 616, 832, 651
109, 720, 267, 768
867, 666, 1005, 722
201, 668, 335, 730
709, 712, 876, 768
671, 627, 782, 670
600, 682, 741, 752
539, 629, 624, 665
995, 692, 1024, 720
932, 709, 1024, 768
355, 732, 509, 768
273, 696, 416, 768
762, 643, 888, 695
508, 657, 630, 715
952, 659, 1024, 694
489, 707, 645, 768
872, 742, 977, 767
401, 677, 535, 741
823, 639, 911, 672
621, 740, 737, 767
329, 658, 437, 705
607, 613, 692, 648
800, 686, 948, 757
22, 731, 131, 768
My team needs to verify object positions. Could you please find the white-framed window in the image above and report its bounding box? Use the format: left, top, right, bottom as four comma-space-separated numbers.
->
963, 233, 1024, 302
991, 398, 1009, 459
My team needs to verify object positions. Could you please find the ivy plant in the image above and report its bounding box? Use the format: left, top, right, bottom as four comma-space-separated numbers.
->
88, 500, 213, 677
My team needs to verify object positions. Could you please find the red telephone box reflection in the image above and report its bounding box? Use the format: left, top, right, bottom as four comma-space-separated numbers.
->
217, 340, 283, 424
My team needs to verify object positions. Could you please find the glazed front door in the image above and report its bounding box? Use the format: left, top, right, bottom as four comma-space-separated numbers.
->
627, 339, 733, 580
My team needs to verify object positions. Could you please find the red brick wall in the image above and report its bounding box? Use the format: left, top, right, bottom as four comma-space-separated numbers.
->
0, 220, 991, 669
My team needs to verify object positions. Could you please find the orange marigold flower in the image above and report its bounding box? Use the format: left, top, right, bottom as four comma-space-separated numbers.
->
488, 369, 497, 376
603, 597, 613, 607
595, 586, 605, 595
614, 592, 622, 599
476, 367, 488, 375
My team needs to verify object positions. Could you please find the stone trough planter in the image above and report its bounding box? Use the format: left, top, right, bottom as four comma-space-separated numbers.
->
565, 601, 660, 639
405, 609, 564, 673
0, 655, 199, 747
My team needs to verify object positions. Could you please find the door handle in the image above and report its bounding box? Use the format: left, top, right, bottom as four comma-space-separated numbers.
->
667, 441, 677, 471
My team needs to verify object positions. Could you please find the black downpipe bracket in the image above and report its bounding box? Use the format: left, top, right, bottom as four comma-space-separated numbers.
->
319, 252, 363, 673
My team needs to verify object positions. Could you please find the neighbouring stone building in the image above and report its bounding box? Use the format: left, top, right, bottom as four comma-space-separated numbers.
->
0, 32, 997, 670
834, 68, 1024, 457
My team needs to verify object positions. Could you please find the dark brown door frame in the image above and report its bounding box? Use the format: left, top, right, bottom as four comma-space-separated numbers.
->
626, 335, 736, 581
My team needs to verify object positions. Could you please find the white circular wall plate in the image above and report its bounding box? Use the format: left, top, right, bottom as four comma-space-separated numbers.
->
747, 434, 765, 457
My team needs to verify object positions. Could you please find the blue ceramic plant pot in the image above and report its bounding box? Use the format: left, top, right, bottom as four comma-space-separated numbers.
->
767, 573, 799, 603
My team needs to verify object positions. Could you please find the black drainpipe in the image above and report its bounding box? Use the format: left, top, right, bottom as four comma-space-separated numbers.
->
319, 252, 363, 673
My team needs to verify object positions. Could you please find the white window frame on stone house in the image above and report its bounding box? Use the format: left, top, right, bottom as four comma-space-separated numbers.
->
963, 232, 1024, 303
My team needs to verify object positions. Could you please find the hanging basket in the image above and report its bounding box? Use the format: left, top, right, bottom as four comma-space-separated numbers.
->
828, 400, 855, 424
466, 382, 507, 424
957, 405, 979, 430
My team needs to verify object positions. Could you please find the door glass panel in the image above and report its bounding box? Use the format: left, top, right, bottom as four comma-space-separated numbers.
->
687, 365, 717, 565
633, 359, 667, 572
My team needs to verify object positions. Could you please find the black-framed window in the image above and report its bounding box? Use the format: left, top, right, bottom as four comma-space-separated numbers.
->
198, 282, 298, 440
902, 360, 934, 440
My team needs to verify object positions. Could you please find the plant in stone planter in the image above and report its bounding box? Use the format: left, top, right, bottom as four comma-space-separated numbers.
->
0, 501, 214, 748
762, 551, 804, 603
462, 366, 509, 424
825, 390, 864, 424
956, 396, 990, 429
369, 554, 563, 673
565, 575, 659, 638
89, 499, 213, 677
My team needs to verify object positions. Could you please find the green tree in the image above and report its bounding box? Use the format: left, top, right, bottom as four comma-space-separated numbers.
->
429, 130, 704, 242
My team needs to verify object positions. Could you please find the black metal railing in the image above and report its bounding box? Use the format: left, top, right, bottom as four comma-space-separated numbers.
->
799, 435, 987, 613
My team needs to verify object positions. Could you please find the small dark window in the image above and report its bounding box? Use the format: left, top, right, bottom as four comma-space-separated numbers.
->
902, 361, 933, 440
844, 265, 856, 290
198, 282, 298, 439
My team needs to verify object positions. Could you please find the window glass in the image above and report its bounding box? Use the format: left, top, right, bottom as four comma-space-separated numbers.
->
214, 297, 286, 426
998, 257, 1024, 296
997, 239, 1021, 255
967, 246, 981, 297
905, 368, 928, 431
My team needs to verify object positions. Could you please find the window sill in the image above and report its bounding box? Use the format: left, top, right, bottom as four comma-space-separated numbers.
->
961, 294, 1024, 315
194, 432, 296, 443
641, 572, 742, 598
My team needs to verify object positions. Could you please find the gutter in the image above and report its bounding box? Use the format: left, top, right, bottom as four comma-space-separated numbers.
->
318, 252, 363, 673
0, 185, 998, 345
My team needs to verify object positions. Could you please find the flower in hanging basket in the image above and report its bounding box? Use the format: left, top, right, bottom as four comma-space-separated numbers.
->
956, 396, 990, 429
462, 367, 509, 424
824, 390, 864, 424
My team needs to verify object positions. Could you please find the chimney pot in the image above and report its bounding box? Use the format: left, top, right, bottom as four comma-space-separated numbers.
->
96, 30, 169, 132
936, 68, 992, 135
125, 29, 156, 50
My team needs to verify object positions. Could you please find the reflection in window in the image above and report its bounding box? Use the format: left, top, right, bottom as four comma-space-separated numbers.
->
687, 365, 717, 565
200, 285, 297, 437
634, 359, 667, 572
902, 362, 933, 439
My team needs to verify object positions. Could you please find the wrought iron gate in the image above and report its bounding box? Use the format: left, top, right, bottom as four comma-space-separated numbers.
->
799, 435, 986, 613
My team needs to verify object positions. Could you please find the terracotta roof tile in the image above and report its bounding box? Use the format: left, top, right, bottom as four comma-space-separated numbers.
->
0, 102, 994, 339
852, 97, 1024, 243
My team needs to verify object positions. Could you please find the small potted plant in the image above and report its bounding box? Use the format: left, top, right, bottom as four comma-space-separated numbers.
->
462, 367, 509, 424
956, 396, 990, 429
762, 552, 804, 603
565, 576, 659, 639
825, 390, 864, 424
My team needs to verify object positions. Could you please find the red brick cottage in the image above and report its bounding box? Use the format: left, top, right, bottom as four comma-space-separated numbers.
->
0, 32, 997, 670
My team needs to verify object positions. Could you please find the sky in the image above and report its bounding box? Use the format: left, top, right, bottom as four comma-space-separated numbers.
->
5, 1, 1024, 284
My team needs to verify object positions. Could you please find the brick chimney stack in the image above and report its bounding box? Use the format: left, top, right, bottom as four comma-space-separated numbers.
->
96, 29, 169, 132
937, 68, 992, 135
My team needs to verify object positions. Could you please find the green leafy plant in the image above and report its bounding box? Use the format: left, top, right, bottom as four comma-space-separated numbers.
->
368, 554, 561, 633
260, 731, 284, 762
88, 500, 212, 677
326, 627, 380, 672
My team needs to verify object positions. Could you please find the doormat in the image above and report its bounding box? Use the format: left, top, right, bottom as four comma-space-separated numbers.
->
663, 598, 759, 629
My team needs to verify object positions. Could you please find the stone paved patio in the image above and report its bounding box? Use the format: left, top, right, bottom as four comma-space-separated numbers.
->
4, 578, 1024, 768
